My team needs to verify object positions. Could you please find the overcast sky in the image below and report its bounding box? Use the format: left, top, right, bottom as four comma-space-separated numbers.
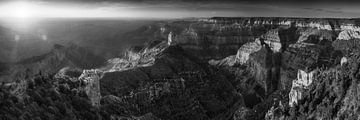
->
0, 0, 359, 18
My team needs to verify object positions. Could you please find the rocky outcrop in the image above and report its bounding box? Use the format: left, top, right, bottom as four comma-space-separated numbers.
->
297, 28, 334, 44
340, 57, 348, 66
262, 29, 282, 52
337, 30, 360, 40
54, 67, 83, 81
236, 39, 263, 64
280, 43, 324, 90
78, 69, 103, 107
208, 55, 237, 66
209, 38, 262, 66
288, 69, 315, 107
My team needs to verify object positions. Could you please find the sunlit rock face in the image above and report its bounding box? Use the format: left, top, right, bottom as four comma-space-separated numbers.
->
167, 32, 173, 45
104, 43, 167, 73
297, 28, 334, 44
54, 67, 82, 80
289, 70, 315, 107
208, 38, 262, 66
236, 39, 263, 65
336, 22, 360, 40
262, 29, 282, 52
341, 57, 348, 66
337, 30, 360, 40
208, 55, 237, 66
339, 23, 360, 31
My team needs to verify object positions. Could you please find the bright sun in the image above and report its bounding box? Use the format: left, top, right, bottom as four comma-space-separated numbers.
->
0, 1, 36, 18
13, 1, 32, 18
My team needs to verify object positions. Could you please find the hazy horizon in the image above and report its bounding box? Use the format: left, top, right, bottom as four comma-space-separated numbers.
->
0, 0, 360, 19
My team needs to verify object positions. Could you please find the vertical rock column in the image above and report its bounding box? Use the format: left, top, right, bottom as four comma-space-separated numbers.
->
79, 69, 103, 107
288, 69, 315, 107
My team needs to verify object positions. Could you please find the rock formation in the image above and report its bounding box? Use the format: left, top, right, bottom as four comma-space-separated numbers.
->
337, 30, 360, 40
262, 29, 282, 52
209, 38, 262, 66
340, 57, 348, 66
288, 70, 315, 107
78, 69, 102, 107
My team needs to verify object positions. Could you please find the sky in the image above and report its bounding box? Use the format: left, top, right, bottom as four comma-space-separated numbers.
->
0, 0, 359, 18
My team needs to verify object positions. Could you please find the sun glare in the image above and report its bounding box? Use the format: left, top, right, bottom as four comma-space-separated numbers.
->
13, 1, 32, 18
0, 1, 130, 18
0, 1, 37, 18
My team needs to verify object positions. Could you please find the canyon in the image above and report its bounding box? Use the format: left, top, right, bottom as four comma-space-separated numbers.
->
1, 17, 360, 119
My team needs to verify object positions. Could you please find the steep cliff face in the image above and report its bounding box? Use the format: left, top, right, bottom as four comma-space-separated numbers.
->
78, 69, 102, 107
288, 70, 315, 107
209, 38, 262, 66
262, 29, 282, 52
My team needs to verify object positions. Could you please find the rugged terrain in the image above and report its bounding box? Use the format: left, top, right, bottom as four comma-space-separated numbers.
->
1, 17, 360, 120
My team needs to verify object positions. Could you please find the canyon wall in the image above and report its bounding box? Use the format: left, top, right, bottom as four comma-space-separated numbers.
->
4, 17, 360, 120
